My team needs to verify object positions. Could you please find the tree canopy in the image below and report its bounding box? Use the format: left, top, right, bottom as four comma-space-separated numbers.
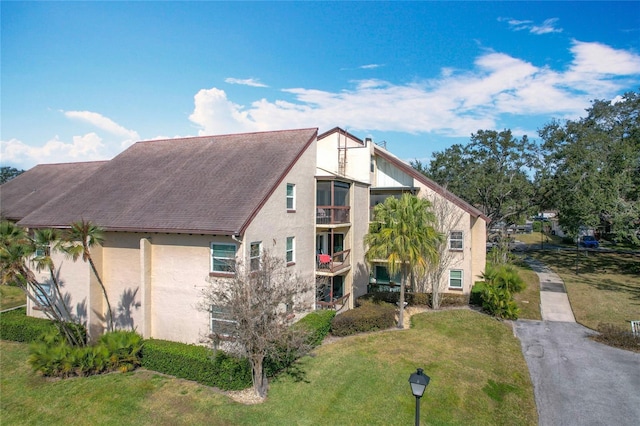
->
0, 166, 25, 184
538, 91, 640, 242
414, 129, 538, 229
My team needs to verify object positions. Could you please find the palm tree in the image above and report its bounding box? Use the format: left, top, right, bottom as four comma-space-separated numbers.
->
0, 222, 84, 346
65, 220, 114, 332
364, 193, 442, 328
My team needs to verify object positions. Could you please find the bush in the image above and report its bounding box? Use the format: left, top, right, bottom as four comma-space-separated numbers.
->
481, 284, 519, 320
358, 291, 465, 309
0, 308, 59, 342
141, 339, 251, 390
295, 310, 336, 347
0, 307, 87, 345
592, 324, 640, 353
438, 293, 469, 307
331, 301, 396, 337
470, 282, 485, 306
99, 330, 144, 372
28, 329, 144, 378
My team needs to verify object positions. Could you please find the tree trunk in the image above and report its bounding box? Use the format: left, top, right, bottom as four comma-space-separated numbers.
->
88, 256, 114, 332
398, 268, 406, 329
251, 356, 268, 399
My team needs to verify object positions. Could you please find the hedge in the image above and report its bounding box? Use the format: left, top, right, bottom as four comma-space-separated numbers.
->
0, 308, 59, 342
330, 301, 396, 337
140, 339, 251, 390
358, 291, 468, 308
295, 310, 336, 347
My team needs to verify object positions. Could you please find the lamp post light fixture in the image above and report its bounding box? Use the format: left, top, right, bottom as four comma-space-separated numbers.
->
408, 368, 430, 426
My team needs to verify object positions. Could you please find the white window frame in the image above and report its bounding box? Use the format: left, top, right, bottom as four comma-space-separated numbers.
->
210, 243, 237, 274
286, 236, 295, 264
250, 241, 262, 272
286, 183, 296, 211
449, 231, 464, 251
449, 269, 463, 289
210, 305, 237, 337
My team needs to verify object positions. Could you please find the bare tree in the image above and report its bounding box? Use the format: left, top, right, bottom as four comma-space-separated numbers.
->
201, 250, 314, 399
421, 194, 465, 310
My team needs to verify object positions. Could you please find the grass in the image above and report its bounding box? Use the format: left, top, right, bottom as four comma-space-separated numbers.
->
514, 231, 564, 247
0, 309, 537, 425
528, 250, 640, 331
512, 262, 542, 321
0, 285, 26, 310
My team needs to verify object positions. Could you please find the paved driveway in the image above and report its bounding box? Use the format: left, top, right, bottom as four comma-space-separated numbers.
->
515, 320, 640, 426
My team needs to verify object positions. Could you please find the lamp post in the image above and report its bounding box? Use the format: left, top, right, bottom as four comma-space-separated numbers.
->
408, 368, 430, 426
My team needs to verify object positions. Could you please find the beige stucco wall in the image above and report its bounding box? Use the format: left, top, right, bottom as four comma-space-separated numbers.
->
242, 137, 317, 311
28, 250, 92, 325
350, 181, 371, 301
147, 233, 213, 344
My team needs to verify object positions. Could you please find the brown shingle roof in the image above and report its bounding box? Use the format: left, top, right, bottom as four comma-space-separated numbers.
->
1, 161, 108, 221
18, 128, 318, 235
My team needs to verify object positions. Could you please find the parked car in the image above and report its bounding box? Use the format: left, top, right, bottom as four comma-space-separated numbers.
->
579, 235, 599, 249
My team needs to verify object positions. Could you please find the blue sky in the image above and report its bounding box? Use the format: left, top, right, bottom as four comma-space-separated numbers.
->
2, 1, 639, 170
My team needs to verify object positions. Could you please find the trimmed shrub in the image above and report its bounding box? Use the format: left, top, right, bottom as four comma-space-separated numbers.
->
0, 308, 58, 342
357, 292, 399, 305
141, 339, 251, 390
438, 293, 469, 307
295, 310, 336, 347
470, 282, 485, 306
358, 291, 465, 309
407, 292, 430, 306
0, 307, 87, 345
330, 301, 395, 337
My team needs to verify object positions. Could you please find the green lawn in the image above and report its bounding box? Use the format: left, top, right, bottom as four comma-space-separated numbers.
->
528, 250, 640, 330
1, 309, 537, 425
512, 263, 542, 321
0, 285, 25, 310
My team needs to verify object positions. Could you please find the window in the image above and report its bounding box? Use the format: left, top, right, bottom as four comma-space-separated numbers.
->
286, 183, 295, 210
373, 266, 401, 284
210, 305, 237, 337
211, 243, 236, 274
250, 242, 262, 271
449, 231, 464, 250
34, 283, 52, 307
286, 237, 295, 264
449, 270, 463, 289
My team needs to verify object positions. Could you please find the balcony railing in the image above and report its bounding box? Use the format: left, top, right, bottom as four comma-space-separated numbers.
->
316, 249, 351, 273
316, 206, 350, 225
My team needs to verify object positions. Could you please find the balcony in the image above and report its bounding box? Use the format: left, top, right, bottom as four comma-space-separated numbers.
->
316, 206, 350, 225
316, 249, 351, 273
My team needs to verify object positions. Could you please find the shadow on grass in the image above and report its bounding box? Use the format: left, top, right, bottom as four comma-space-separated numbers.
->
532, 251, 640, 301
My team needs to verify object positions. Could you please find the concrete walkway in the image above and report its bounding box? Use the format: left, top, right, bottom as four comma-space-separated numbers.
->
525, 257, 575, 322
514, 257, 640, 426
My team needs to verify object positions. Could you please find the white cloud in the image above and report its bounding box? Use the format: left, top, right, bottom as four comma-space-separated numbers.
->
1, 133, 108, 168
188, 40, 640, 139
500, 17, 562, 34
224, 77, 268, 87
63, 110, 140, 141
188, 87, 256, 135
359, 64, 383, 70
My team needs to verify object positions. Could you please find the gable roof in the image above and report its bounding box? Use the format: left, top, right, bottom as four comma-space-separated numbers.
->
1, 161, 108, 221
19, 128, 318, 235
373, 146, 490, 223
